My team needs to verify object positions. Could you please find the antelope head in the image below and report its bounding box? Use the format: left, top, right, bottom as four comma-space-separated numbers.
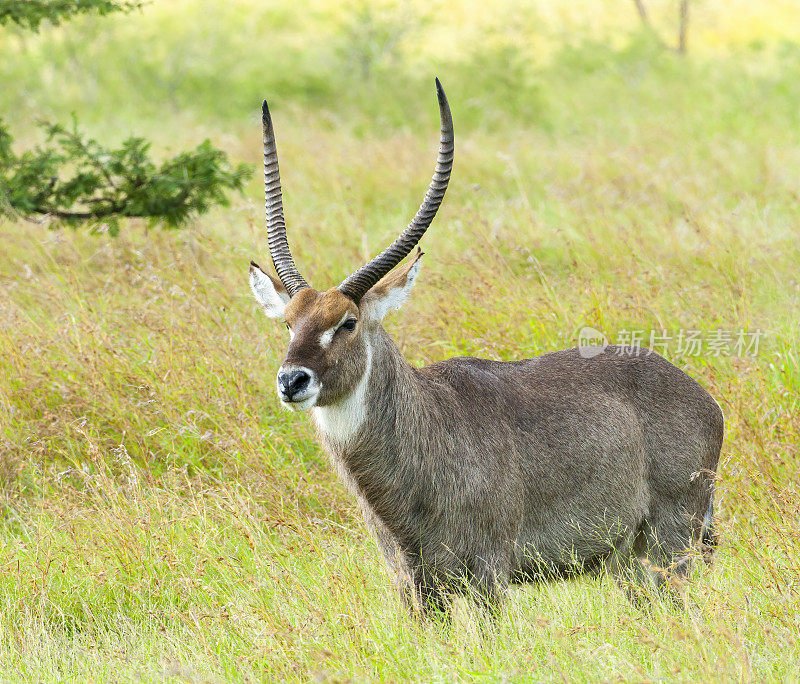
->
249, 79, 454, 412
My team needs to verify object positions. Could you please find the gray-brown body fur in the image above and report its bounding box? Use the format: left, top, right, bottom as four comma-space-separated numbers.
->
319, 326, 723, 613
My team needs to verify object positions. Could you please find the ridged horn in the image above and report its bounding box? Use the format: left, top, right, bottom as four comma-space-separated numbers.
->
262, 100, 310, 297
338, 78, 454, 304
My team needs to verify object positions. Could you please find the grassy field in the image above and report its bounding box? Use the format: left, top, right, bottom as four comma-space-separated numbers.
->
1, 1, 800, 681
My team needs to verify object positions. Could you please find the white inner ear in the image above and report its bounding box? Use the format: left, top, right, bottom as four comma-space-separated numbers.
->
249, 267, 289, 319
363, 259, 422, 322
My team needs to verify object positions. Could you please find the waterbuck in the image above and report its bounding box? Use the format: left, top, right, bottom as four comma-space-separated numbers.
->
248, 80, 723, 617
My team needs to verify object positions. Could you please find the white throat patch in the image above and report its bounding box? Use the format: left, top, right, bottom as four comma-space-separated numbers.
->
312, 338, 372, 447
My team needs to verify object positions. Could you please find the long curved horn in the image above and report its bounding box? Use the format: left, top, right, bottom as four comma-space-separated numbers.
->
338, 78, 454, 304
262, 100, 310, 297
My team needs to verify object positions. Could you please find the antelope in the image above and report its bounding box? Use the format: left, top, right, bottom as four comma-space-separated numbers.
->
248, 79, 723, 617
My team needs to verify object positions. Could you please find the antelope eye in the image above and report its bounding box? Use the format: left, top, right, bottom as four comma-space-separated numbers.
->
340, 318, 357, 332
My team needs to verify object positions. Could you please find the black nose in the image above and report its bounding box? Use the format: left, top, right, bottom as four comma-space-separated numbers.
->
277, 369, 311, 400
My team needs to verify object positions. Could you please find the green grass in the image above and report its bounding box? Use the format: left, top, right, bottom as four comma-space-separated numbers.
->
2, 1, 800, 681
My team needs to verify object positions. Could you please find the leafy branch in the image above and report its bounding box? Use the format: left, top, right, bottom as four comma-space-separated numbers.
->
0, 0, 251, 231
0, 0, 142, 31
0, 118, 252, 232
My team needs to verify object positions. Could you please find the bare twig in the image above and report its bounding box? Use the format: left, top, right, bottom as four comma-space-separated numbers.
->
633, 0, 650, 25
678, 0, 690, 54
631, 0, 668, 49
632, 0, 690, 55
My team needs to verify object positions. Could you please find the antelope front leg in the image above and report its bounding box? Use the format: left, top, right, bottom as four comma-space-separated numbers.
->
410, 562, 451, 621
466, 551, 509, 617
360, 507, 421, 611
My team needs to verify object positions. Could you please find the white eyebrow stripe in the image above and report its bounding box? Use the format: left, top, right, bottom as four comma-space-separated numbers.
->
319, 329, 334, 348
319, 312, 350, 348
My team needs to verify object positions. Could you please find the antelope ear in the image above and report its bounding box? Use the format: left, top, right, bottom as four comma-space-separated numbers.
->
249, 261, 289, 319
360, 249, 423, 322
